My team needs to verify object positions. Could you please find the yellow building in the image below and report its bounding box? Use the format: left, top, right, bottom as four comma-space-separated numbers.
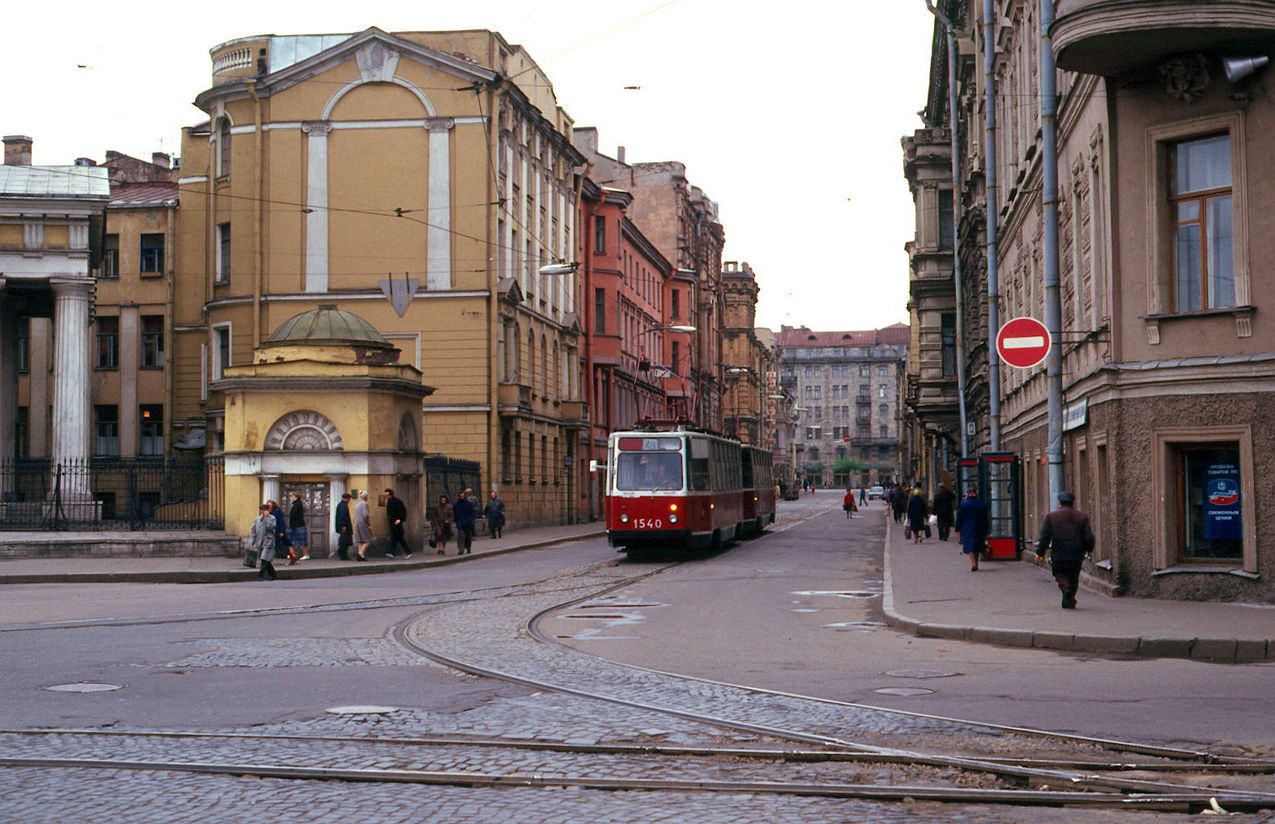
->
213, 306, 431, 550
175, 28, 587, 528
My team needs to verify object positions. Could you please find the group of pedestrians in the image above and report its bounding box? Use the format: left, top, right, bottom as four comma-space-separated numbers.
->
881, 477, 1095, 609
248, 487, 510, 574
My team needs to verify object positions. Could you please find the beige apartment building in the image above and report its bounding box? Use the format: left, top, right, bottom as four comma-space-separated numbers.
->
907, 0, 1275, 601
175, 27, 587, 529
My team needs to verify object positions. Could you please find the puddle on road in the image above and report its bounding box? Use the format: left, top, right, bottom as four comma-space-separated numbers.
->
44, 682, 122, 693
825, 620, 887, 631
874, 687, 935, 697
884, 668, 960, 679
792, 589, 881, 599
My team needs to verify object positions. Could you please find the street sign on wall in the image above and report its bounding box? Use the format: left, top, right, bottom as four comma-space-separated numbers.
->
996, 317, 1051, 369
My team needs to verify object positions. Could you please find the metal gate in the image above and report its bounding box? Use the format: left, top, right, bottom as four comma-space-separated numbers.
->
281, 482, 330, 557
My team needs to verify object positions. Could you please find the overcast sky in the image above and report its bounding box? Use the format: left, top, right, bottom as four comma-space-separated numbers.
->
4, 0, 935, 333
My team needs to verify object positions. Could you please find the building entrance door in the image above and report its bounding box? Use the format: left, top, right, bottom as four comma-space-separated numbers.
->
282, 481, 330, 557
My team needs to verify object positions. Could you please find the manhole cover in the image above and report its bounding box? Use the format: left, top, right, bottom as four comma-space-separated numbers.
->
874, 687, 935, 696
326, 705, 399, 715
883, 669, 959, 679
44, 683, 122, 693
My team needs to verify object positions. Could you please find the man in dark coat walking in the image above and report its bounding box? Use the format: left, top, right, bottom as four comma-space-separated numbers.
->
453, 488, 478, 554
333, 492, 353, 560
932, 484, 956, 541
953, 488, 990, 571
1035, 491, 1095, 609
383, 488, 412, 559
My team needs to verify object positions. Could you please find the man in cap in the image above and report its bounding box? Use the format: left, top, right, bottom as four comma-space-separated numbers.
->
1036, 491, 1095, 609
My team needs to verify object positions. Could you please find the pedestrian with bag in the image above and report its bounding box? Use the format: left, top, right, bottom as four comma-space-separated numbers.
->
483, 490, 506, 538
334, 492, 353, 560
842, 488, 858, 518
383, 488, 412, 559
250, 503, 278, 581
1035, 491, 1095, 609
954, 488, 990, 571
452, 488, 478, 555
353, 490, 374, 561
430, 494, 454, 554
268, 499, 294, 565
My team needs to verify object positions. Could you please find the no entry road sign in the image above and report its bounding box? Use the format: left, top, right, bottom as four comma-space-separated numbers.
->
996, 316, 1051, 369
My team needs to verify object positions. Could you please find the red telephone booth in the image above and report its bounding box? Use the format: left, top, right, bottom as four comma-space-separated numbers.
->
953, 453, 1024, 560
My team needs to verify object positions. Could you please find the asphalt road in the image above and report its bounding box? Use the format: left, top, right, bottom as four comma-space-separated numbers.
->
548, 500, 1275, 754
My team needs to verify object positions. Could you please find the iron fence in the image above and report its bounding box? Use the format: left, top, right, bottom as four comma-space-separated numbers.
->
424, 455, 481, 507
0, 456, 225, 530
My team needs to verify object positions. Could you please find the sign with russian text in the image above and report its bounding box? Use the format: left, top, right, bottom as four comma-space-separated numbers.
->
1203, 460, 1241, 540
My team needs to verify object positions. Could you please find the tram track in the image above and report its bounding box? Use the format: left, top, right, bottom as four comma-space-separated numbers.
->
5, 544, 1274, 814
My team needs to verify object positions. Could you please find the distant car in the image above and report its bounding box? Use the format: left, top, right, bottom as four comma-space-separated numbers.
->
868, 485, 885, 500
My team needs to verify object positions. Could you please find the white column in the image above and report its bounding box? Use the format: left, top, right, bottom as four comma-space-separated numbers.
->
0, 279, 13, 490
260, 474, 280, 506
426, 117, 454, 290
303, 121, 332, 293
327, 474, 347, 556
50, 277, 93, 504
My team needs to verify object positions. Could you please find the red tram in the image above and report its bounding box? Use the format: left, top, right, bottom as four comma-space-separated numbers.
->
603, 423, 774, 553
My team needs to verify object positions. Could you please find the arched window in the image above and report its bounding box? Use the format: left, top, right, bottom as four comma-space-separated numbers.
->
218, 117, 231, 178
539, 334, 547, 397
526, 327, 535, 390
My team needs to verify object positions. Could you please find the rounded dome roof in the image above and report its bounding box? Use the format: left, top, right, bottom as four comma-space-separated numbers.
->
264, 305, 390, 348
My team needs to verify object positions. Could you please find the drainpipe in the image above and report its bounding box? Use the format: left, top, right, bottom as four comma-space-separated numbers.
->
946, 30, 970, 457
245, 79, 264, 348
486, 79, 500, 505
983, 0, 1002, 450
1040, 0, 1064, 502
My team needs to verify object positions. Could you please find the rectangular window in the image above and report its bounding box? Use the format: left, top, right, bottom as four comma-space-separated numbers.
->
141, 316, 165, 369
14, 406, 28, 458
1177, 444, 1242, 561
859, 365, 870, 377
938, 189, 954, 251
671, 340, 680, 376
139, 405, 163, 456
95, 405, 119, 456
217, 223, 231, 283
594, 288, 606, 335
671, 289, 680, 319
140, 233, 165, 274
1170, 134, 1233, 312
941, 313, 956, 376
594, 215, 606, 254
101, 234, 119, 279
212, 326, 230, 380
16, 317, 29, 373
96, 316, 119, 370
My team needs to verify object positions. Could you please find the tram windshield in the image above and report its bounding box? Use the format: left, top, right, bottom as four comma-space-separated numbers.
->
615, 451, 685, 491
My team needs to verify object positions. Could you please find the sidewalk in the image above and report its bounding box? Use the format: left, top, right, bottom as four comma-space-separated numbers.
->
880, 515, 1275, 662
0, 522, 606, 585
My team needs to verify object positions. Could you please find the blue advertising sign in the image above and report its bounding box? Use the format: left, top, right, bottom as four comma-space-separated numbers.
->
1203, 461, 1241, 540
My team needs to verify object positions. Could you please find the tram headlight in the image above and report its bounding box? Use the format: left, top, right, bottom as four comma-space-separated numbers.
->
668, 514, 678, 524
619, 513, 630, 524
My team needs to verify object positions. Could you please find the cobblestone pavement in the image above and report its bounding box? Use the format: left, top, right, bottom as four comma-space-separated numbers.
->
5, 555, 1272, 822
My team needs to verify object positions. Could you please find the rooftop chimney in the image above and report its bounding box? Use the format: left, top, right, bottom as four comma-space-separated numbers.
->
616, 145, 626, 165
74, 157, 97, 167
4, 135, 33, 166
152, 152, 171, 170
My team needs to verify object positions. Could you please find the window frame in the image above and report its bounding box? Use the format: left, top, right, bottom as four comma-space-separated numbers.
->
216, 222, 231, 284
96, 316, 119, 370
1145, 112, 1250, 320
140, 315, 165, 370
94, 404, 120, 456
101, 233, 119, 279
139, 233, 165, 275
1152, 425, 1256, 574
139, 404, 164, 456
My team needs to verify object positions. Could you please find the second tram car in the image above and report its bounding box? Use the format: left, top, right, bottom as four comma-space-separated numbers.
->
603, 423, 774, 553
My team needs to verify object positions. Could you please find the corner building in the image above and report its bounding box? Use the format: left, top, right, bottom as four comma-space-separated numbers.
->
911, 1, 1275, 600
175, 28, 586, 527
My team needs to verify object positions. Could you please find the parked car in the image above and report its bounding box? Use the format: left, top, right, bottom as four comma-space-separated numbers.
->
868, 485, 885, 500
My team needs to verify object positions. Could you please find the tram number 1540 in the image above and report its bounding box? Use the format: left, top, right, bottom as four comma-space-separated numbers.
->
633, 518, 664, 529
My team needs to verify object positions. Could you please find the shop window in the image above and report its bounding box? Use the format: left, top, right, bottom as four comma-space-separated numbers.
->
1177, 445, 1242, 560
1154, 427, 1255, 574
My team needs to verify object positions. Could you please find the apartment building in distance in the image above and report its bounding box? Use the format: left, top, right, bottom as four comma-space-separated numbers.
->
174, 27, 587, 529
775, 325, 909, 489
910, 0, 1275, 601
